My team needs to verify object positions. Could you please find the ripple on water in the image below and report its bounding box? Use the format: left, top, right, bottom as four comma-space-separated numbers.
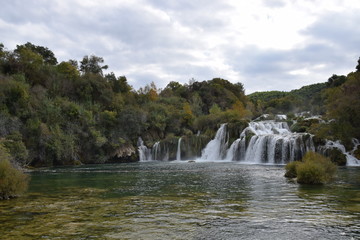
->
0, 162, 359, 239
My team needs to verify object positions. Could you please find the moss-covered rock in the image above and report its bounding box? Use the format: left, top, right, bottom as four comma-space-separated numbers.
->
321, 148, 347, 166
290, 123, 307, 133
290, 118, 321, 133
227, 120, 249, 145
109, 144, 138, 163
354, 146, 360, 160
244, 131, 256, 148
312, 135, 327, 148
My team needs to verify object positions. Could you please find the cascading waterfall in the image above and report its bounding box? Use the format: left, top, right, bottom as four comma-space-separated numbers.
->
200, 124, 228, 160
176, 137, 182, 161
318, 138, 360, 166
225, 121, 315, 163
138, 119, 359, 165
138, 137, 152, 161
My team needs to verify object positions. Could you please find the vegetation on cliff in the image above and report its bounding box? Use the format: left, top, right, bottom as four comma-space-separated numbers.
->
0, 42, 359, 168
0, 42, 251, 167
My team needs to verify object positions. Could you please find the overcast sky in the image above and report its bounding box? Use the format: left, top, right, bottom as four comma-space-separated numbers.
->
1, 0, 360, 93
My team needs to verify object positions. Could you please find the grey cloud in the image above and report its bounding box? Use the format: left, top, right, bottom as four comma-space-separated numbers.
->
225, 42, 353, 93
1, 0, 359, 93
223, 8, 360, 93
146, 0, 232, 31
262, 0, 287, 8
302, 11, 360, 55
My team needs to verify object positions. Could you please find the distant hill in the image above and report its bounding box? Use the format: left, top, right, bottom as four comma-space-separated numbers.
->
247, 82, 327, 115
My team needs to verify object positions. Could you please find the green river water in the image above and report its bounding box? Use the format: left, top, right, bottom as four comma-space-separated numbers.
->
0, 162, 359, 239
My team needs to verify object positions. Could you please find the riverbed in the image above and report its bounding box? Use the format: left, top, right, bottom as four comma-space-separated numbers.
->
1, 162, 359, 239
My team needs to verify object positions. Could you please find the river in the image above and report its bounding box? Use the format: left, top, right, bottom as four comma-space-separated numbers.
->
0, 162, 359, 239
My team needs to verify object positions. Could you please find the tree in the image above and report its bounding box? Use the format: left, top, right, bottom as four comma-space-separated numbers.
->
57, 61, 80, 80
139, 82, 158, 102
80, 55, 108, 75
13, 46, 43, 74
0, 43, 4, 73
106, 73, 131, 93
356, 57, 360, 72
326, 74, 346, 88
182, 102, 194, 126
117, 76, 132, 93
324, 71, 360, 141
19, 42, 58, 65
0, 43, 4, 60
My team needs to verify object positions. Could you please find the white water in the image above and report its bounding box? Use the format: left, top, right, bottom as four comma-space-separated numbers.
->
138, 137, 152, 161
319, 139, 360, 166
225, 121, 315, 164
176, 138, 182, 161
200, 124, 228, 160
152, 141, 160, 161
139, 119, 359, 165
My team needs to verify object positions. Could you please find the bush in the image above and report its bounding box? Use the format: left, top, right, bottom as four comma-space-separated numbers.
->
284, 161, 299, 178
296, 160, 326, 184
284, 152, 337, 184
0, 144, 29, 199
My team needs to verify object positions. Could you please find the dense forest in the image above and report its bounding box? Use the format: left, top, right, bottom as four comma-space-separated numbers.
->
0, 42, 359, 168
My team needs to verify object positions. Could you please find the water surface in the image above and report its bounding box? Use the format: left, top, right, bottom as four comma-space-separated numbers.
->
0, 162, 359, 239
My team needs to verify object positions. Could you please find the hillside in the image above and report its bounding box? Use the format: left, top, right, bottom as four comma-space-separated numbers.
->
0, 42, 359, 167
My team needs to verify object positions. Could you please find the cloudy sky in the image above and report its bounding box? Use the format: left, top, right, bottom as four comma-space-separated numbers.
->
1, 0, 360, 93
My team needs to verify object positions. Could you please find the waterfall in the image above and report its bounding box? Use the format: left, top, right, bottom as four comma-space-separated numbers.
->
205, 121, 314, 163
176, 137, 182, 161
152, 141, 160, 160
137, 137, 152, 161
201, 124, 228, 160
349, 139, 360, 166
138, 118, 359, 165
233, 121, 314, 164
318, 139, 360, 166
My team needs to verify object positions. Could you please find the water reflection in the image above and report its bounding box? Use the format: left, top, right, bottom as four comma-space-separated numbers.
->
0, 162, 359, 239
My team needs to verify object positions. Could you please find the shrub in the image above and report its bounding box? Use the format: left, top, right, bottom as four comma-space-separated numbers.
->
0, 144, 29, 199
284, 161, 299, 178
284, 151, 337, 184
296, 160, 326, 184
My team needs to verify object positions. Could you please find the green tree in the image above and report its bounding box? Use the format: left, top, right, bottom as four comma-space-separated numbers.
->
324, 71, 360, 144
57, 61, 80, 80
0, 77, 30, 117
80, 55, 108, 75
19, 42, 57, 65
106, 73, 131, 93
13, 46, 44, 80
